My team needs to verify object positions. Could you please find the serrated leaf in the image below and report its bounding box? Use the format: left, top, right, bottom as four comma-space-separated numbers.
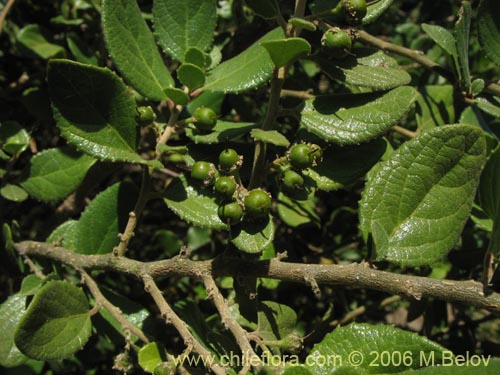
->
250, 129, 290, 147
256, 301, 297, 342
102, 0, 173, 100
20, 147, 96, 202
304, 139, 387, 191
177, 63, 205, 90
186, 121, 257, 144
203, 27, 285, 93
46, 220, 78, 250
422, 24, 457, 57
0, 294, 28, 367
153, 0, 217, 62
73, 182, 137, 254
164, 175, 227, 230
277, 192, 319, 227
363, 0, 395, 25
231, 217, 274, 253
1, 184, 28, 202
139, 342, 168, 374
359, 125, 486, 266
17, 24, 65, 59
416, 85, 455, 131
15, 281, 92, 360
261, 38, 310, 68
478, 0, 500, 65
48, 60, 160, 167
307, 323, 447, 375
453, 2, 472, 95
319, 49, 411, 91
300, 86, 418, 145
0, 121, 30, 155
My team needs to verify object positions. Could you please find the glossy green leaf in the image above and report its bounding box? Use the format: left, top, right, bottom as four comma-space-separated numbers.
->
303, 139, 387, 191
261, 38, 310, 68
203, 28, 285, 93
250, 129, 290, 147
300, 86, 418, 145
164, 88, 190, 106
0, 294, 28, 367
185, 47, 207, 68
1, 184, 28, 202
479, 146, 500, 256
363, 0, 395, 24
319, 49, 411, 91
15, 281, 92, 360
422, 24, 457, 57
186, 91, 225, 116
46, 220, 78, 251
453, 2, 472, 95
231, 217, 275, 253
307, 323, 447, 375
257, 301, 297, 341
0, 121, 30, 155
478, 0, 500, 65
177, 63, 205, 90
20, 147, 96, 202
138, 342, 168, 374
48, 60, 160, 167
102, 0, 173, 100
20, 275, 44, 296
164, 175, 227, 230
476, 97, 500, 118
416, 85, 455, 131
359, 125, 486, 266
74, 182, 137, 254
153, 0, 217, 62
17, 24, 65, 59
277, 192, 319, 227
186, 121, 257, 144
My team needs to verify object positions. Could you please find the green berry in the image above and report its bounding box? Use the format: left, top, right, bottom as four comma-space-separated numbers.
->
289, 144, 313, 169
218, 148, 241, 172
191, 161, 212, 181
244, 189, 272, 219
342, 0, 367, 25
166, 153, 185, 164
282, 169, 304, 190
193, 107, 217, 131
214, 176, 237, 199
322, 29, 352, 51
137, 106, 156, 126
218, 202, 243, 225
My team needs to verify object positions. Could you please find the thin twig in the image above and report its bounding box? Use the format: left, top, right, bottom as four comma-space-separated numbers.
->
331, 295, 402, 327
0, 0, 15, 34
392, 125, 417, 138
142, 275, 227, 375
280, 89, 315, 100
81, 270, 150, 344
23, 256, 46, 279
156, 106, 180, 156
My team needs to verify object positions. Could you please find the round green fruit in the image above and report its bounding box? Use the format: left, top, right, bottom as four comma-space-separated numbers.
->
137, 106, 156, 125
282, 169, 305, 190
191, 161, 212, 181
244, 189, 272, 219
289, 143, 313, 169
218, 148, 241, 172
193, 107, 217, 131
322, 29, 352, 51
342, 0, 367, 25
214, 176, 237, 199
218, 202, 243, 225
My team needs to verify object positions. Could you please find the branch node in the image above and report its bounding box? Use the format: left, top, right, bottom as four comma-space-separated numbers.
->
304, 274, 321, 299
276, 251, 288, 261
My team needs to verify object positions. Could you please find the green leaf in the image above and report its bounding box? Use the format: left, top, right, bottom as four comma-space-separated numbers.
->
399, 360, 500, 374
203, 28, 285, 93
478, 0, 500, 65
17, 24, 65, 59
138, 342, 168, 374
300, 86, 418, 145
185, 47, 208, 68
164, 88, 190, 106
66, 33, 98, 65
186, 121, 257, 144
0, 121, 30, 155
283, 367, 313, 375
46, 220, 78, 250
303, 139, 387, 191
277, 192, 319, 227
186, 91, 225, 116
359, 125, 486, 266
1, 184, 28, 202
102, 0, 173, 100
479, 146, 500, 256
153, 0, 217, 62
231, 217, 275, 253
48, 60, 160, 167
476, 97, 500, 118
319, 49, 411, 91
245, 0, 280, 19
453, 1, 472, 95
15, 281, 92, 360
422, 24, 457, 57
164, 175, 227, 230
20, 275, 44, 296
416, 85, 455, 131
256, 301, 297, 341
307, 323, 447, 375
250, 129, 290, 147
73, 182, 137, 254
20, 147, 96, 202
177, 63, 206, 90
363, 0, 395, 25
261, 38, 310, 68
0, 294, 28, 367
